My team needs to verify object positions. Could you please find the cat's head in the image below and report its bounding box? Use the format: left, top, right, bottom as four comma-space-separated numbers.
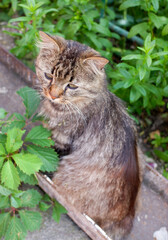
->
35, 31, 109, 105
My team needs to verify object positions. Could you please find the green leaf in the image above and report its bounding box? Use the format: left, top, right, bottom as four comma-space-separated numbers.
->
122, 54, 143, 60
20, 189, 42, 208
123, 79, 135, 89
5, 216, 27, 240
154, 150, 168, 162
13, 153, 42, 175
151, 51, 168, 58
31, 113, 44, 122
14, 113, 25, 121
163, 169, 168, 179
52, 200, 67, 223
0, 134, 7, 144
0, 157, 5, 169
162, 24, 168, 36
84, 31, 102, 49
85, 10, 99, 19
128, 22, 149, 38
130, 86, 141, 102
0, 195, 10, 209
9, 16, 31, 23
19, 210, 42, 232
17, 87, 40, 119
19, 3, 31, 9
42, 193, 50, 202
1, 160, 20, 190
163, 86, 168, 97
113, 81, 125, 90
39, 201, 51, 211
143, 95, 149, 108
138, 65, 146, 80
11, 0, 18, 11
0, 212, 11, 238
5, 128, 25, 154
10, 196, 21, 208
17, 168, 38, 185
25, 125, 54, 147
146, 55, 152, 67
119, 68, 131, 79
0, 185, 12, 196
0, 108, 8, 119
0, 143, 6, 155
1, 118, 25, 133
42, 8, 58, 16
93, 22, 112, 37
27, 145, 59, 172
144, 34, 152, 50
82, 15, 92, 30
151, 0, 159, 12
119, 0, 140, 10
134, 84, 147, 96
99, 38, 112, 49
66, 21, 82, 39
106, 7, 115, 20
148, 13, 167, 29
33, 1, 47, 10
143, 83, 160, 96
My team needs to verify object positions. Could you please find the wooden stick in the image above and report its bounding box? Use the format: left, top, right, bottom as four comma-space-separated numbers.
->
36, 173, 112, 240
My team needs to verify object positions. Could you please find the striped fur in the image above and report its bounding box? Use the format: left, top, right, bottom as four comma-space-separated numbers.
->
36, 32, 142, 240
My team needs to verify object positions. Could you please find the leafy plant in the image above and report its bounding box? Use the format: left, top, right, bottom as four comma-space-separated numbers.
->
0, 87, 67, 240
3, 0, 57, 66
3, 0, 117, 69
150, 131, 168, 177
0, 0, 21, 21
109, 33, 168, 114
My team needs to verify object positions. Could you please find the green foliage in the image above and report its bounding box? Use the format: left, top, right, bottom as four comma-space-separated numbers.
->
2, 0, 116, 67
17, 87, 41, 118
110, 34, 168, 113
0, 108, 8, 119
1, 160, 20, 190
25, 125, 55, 147
27, 145, 59, 172
0, 87, 66, 239
52, 200, 68, 223
150, 132, 168, 177
151, 133, 168, 163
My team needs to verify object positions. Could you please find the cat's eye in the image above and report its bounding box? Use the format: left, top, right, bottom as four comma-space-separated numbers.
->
67, 83, 78, 90
44, 72, 53, 80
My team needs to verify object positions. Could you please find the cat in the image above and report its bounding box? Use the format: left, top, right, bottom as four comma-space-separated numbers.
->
35, 31, 142, 240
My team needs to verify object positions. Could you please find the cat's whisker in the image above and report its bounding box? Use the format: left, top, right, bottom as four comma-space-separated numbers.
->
66, 100, 87, 126
65, 102, 79, 131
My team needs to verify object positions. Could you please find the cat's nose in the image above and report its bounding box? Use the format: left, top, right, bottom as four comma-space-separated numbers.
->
49, 85, 63, 99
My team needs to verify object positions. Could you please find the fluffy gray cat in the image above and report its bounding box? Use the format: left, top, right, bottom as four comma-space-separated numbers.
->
36, 31, 142, 240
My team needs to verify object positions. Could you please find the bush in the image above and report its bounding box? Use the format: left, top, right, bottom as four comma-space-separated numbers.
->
0, 87, 66, 240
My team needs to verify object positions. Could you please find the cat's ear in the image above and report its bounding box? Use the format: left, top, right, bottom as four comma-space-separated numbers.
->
83, 56, 109, 71
38, 31, 65, 51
